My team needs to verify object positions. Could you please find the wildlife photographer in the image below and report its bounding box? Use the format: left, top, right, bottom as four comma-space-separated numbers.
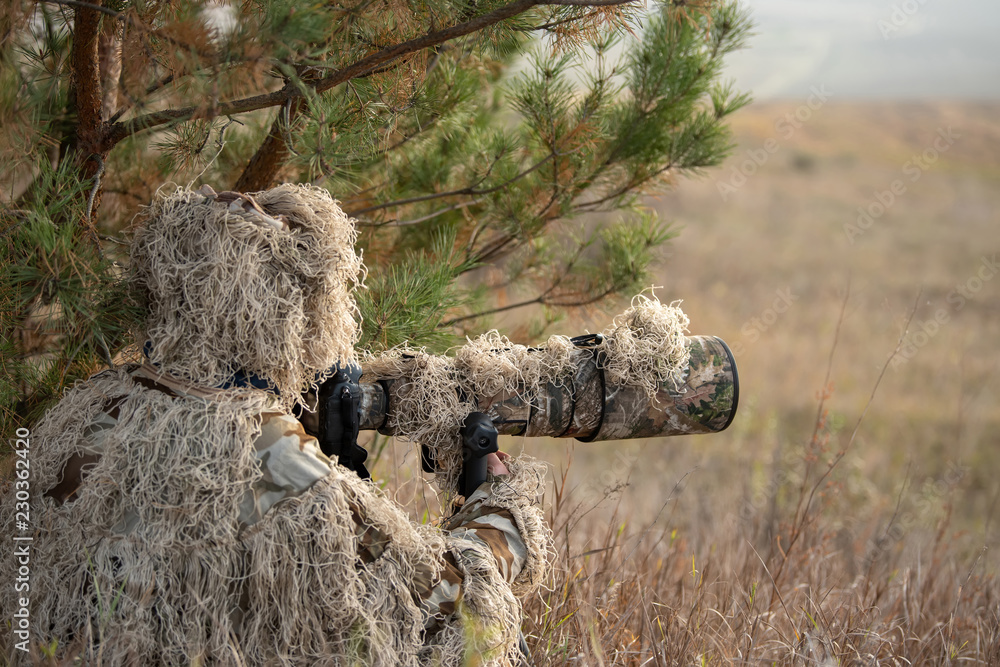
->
1, 184, 549, 665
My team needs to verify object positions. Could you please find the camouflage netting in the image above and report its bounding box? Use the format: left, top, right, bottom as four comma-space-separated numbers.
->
130, 183, 364, 410
0, 366, 548, 665
363, 295, 691, 495
364, 332, 580, 495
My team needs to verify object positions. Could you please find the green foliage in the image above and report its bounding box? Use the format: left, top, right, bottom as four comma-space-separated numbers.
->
356, 230, 478, 352
1, 161, 140, 442
599, 211, 678, 297
0, 0, 751, 435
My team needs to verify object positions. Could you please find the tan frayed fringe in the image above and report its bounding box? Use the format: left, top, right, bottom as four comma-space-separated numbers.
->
427, 456, 551, 667
364, 334, 588, 495
364, 296, 690, 494
240, 470, 446, 667
129, 184, 364, 409
1, 370, 549, 666
597, 294, 691, 399
440, 537, 523, 666
0, 368, 269, 665
363, 350, 473, 495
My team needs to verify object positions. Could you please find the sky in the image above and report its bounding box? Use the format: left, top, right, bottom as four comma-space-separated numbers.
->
723, 0, 1000, 99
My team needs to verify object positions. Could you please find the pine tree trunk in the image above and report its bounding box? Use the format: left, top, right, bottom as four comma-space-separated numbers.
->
233, 101, 303, 192
68, 5, 107, 231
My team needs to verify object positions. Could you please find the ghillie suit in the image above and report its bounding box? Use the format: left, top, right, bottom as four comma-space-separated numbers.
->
0, 185, 549, 666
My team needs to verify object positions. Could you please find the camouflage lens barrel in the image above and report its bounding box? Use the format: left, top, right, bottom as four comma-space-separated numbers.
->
579, 336, 738, 441
357, 335, 739, 441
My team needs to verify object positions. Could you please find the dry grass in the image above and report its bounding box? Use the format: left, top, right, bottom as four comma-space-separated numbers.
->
521, 464, 999, 664
515, 306, 999, 663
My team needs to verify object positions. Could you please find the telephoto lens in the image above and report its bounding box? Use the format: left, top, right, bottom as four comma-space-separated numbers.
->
357, 334, 738, 442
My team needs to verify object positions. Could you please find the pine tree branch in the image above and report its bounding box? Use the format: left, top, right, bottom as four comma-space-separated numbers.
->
373, 111, 444, 156
233, 99, 304, 191
563, 37, 725, 214
233, 54, 422, 190
346, 151, 557, 216
112, 58, 253, 125
66, 0, 106, 234
542, 0, 637, 4
544, 286, 617, 306
444, 295, 546, 326
45, 0, 227, 63
44, 0, 120, 19
573, 107, 724, 214
348, 187, 479, 216
68, 4, 103, 152
359, 198, 486, 227
104, 0, 640, 147
573, 161, 676, 212
243, 14, 465, 191
442, 284, 615, 326
46, 0, 255, 167
524, 9, 605, 31
469, 232, 518, 266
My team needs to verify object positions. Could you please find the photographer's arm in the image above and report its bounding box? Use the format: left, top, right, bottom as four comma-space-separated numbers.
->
352, 453, 533, 629
415, 453, 531, 626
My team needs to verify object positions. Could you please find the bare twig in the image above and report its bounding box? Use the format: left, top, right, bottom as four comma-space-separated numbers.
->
97, 234, 129, 246
359, 198, 487, 227
442, 284, 614, 327
346, 151, 557, 216
84, 154, 105, 226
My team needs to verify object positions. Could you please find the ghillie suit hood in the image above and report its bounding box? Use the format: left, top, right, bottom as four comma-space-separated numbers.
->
130, 183, 364, 409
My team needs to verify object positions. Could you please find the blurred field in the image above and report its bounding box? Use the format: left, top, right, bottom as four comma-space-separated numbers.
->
493, 100, 1000, 663
657, 100, 998, 531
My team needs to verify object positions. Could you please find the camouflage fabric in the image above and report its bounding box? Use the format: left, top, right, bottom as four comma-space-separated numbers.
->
45, 363, 529, 628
